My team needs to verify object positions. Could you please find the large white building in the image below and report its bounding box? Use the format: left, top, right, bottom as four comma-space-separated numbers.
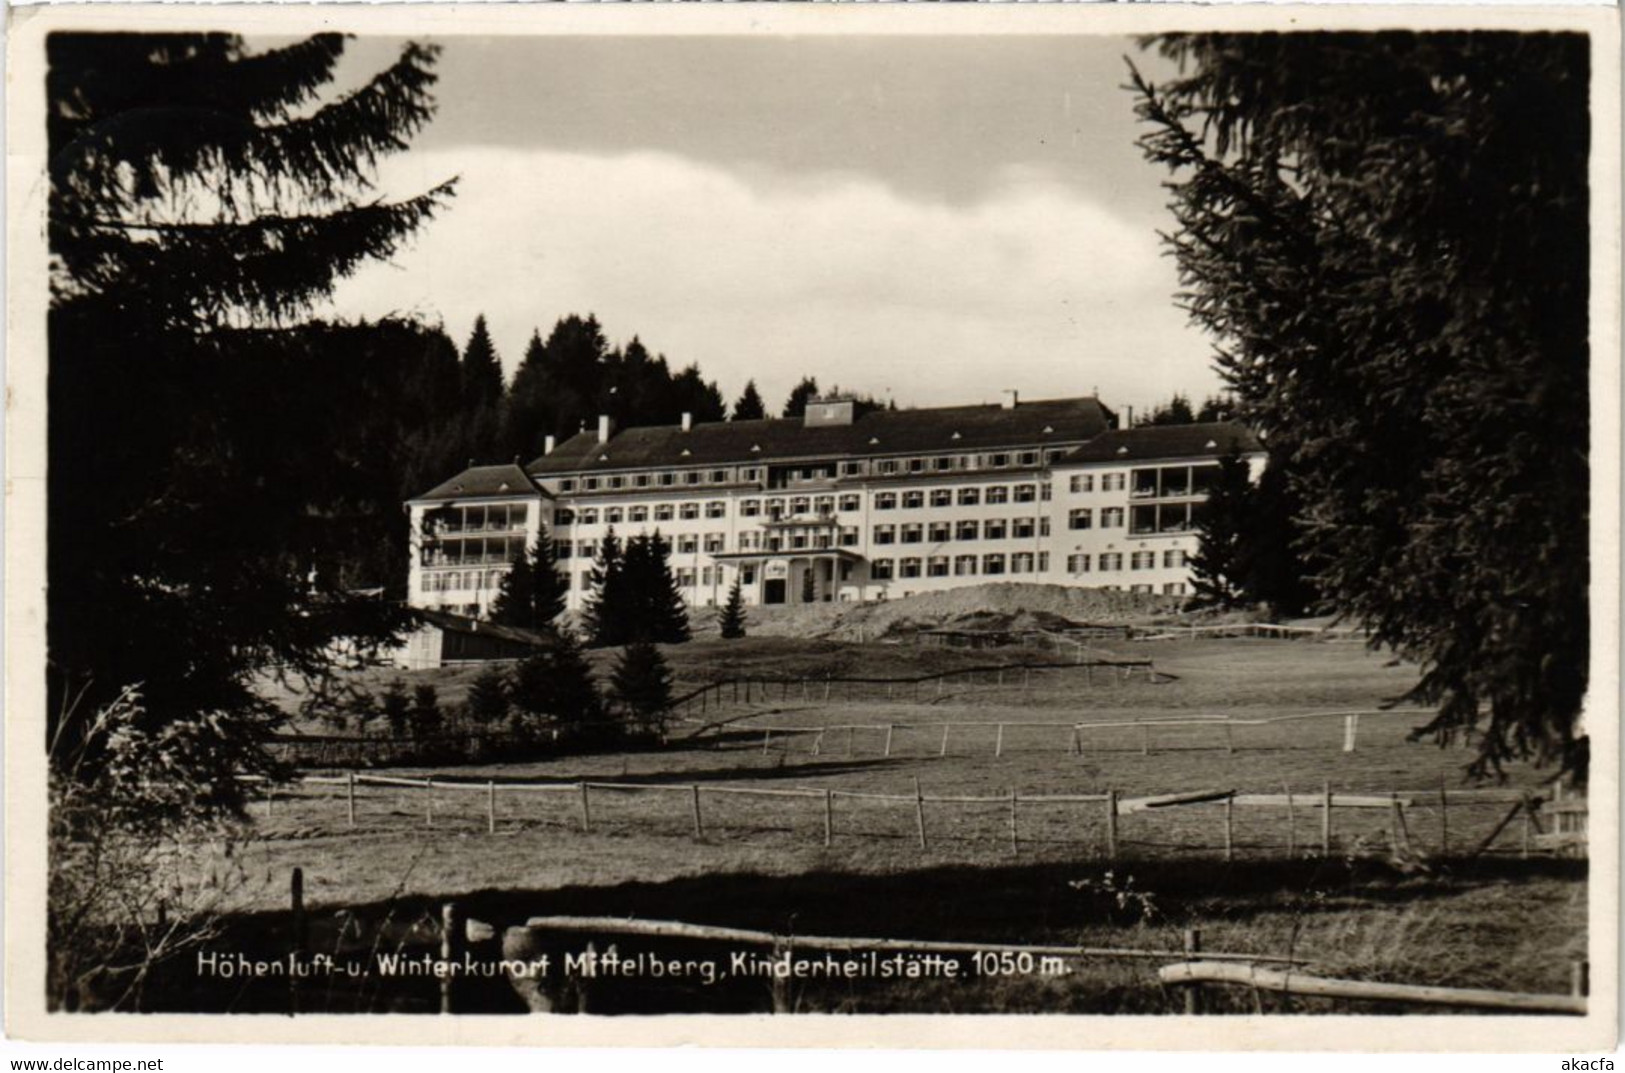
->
405, 395, 1262, 617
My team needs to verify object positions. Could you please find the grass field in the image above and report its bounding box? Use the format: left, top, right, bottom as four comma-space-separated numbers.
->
187, 635, 1585, 1014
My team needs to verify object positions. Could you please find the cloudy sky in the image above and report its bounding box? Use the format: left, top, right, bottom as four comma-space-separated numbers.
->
325, 35, 1222, 415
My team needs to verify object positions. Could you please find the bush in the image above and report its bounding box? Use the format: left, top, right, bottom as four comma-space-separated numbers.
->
465, 665, 511, 726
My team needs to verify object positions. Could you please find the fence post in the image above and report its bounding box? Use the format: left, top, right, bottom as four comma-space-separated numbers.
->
289, 867, 306, 1014
440, 902, 461, 1014
578, 782, 592, 833
487, 780, 497, 835
1284, 782, 1296, 857
913, 777, 927, 850
762, 729, 772, 754
1008, 788, 1019, 855
425, 777, 434, 828
265, 786, 274, 820
770, 940, 792, 1013
823, 788, 833, 847
1439, 777, 1450, 856
884, 725, 894, 758
1321, 782, 1333, 855
1520, 793, 1532, 859
1105, 789, 1118, 859
1224, 721, 1234, 754
1223, 798, 1234, 862
1140, 722, 1150, 756
996, 723, 1005, 758
846, 725, 855, 758
691, 785, 704, 839
1342, 714, 1358, 753
346, 771, 357, 828
939, 723, 951, 757
1070, 725, 1082, 757
1183, 928, 1202, 1014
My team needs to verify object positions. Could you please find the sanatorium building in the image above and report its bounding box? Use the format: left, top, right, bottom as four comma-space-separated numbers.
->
406, 394, 1262, 617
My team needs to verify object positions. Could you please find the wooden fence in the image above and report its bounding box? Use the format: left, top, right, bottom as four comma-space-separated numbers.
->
245, 771, 1578, 862
1159, 960, 1588, 1015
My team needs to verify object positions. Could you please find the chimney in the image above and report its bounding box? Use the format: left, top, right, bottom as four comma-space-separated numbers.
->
597, 415, 612, 444
544, 434, 556, 456
1122, 405, 1134, 430
1002, 390, 1019, 411
681, 412, 693, 432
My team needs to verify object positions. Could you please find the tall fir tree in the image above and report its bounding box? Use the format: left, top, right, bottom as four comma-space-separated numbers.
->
581, 527, 626, 646
609, 641, 674, 737
47, 33, 453, 794
489, 531, 568, 631
1187, 450, 1253, 609
1133, 34, 1588, 776
625, 533, 692, 644
732, 380, 767, 421
510, 630, 603, 733
464, 664, 511, 726
782, 376, 821, 419
460, 314, 505, 409
717, 578, 748, 639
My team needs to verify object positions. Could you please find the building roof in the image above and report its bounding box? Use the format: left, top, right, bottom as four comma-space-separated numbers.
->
411, 608, 557, 649
409, 463, 545, 503
527, 396, 1115, 475
1056, 422, 1262, 465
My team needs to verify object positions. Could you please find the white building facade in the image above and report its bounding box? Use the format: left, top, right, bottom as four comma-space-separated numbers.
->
404, 396, 1261, 617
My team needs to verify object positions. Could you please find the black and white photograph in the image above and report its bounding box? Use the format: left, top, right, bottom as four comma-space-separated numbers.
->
4, 2, 1618, 1051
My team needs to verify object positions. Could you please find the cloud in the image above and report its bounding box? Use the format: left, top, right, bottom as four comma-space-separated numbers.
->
326, 146, 1221, 412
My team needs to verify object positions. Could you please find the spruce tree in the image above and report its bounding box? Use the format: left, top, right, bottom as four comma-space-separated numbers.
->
409, 684, 443, 739
1188, 450, 1252, 609
1133, 34, 1589, 776
717, 578, 748, 639
582, 527, 626, 646
460, 314, 505, 408
489, 531, 567, 631
732, 380, 767, 421
511, 630, 604, 733
465, 665, 511, 726
46, 33, 453, 793
782, 376, 821, 419
625, 533, 692, 644
609, 641, 674, 737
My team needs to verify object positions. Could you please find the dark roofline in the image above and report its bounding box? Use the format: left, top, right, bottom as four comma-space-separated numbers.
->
407, 463, 549, 504
1054, 422, 1263, 466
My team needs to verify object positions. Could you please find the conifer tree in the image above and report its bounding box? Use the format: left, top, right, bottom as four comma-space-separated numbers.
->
717, 578, 748, 640
732, 380, 767, 421
1132, 34, 1589, 776
582, 527, 626, 646
46, 33, 454, 790
782, 376, 821, 419
1187, 450, 1252, 609
465, 664, 511, 726
489, 531, 567, 631
624, 533, 692, 644
609, 641, 674, 737
460, 314, 505, 408
510, 629, 604, 737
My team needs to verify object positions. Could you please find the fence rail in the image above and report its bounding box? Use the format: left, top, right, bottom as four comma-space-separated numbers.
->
1158, 960, 1588, 1015
243, 770, 1578, 862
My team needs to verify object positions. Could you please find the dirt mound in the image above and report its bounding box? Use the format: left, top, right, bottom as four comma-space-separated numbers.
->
697, 583, 1184, 640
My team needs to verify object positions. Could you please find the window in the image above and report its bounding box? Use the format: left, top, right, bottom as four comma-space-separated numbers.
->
1164, 549, 1187, 569
738, 532, 758, 552
877, 460, 899, 476
875, 493, 898, 510
902, 490, 925, 510
1131, 505, 1158, 535
873, 524, 896, 545
954, 555, 978, 576
1069, 508, 1093, 530
1018, 451, 1038, 466
606, 507, 624, 524
1014, 484, 1036, 503
928, 556, 950, 577
701, 566, 715, 586
554, 508, 575, 526
901, 523, 924, 544
791, 533, 809, 550
741, 499, 761, 517
839, 494, 861, 512
628, 506, 649, 523
1099, 552, 1123, 571
741, 468, 761, 483
990, 453, 1010, 468
584, 477, 600, 491
684, 472, 701, 486
1041, 484, 1052, 502
655, 504, 674, 522
871, 559, 895, 580
1132, 469, 1159, 499
1101, 473, 1126, 492
680, 503, 700, 520
956, 519, 980, 541
928, 522, 951, 543
841, 462, 864, 477
635, 474, 651, 488
1012, 517, 1035, 539
930, 488, 953, 508
841, 527, 859, 547
1132, 551, 1157, 570
814, 495, 835, 515
986, 486, 1009, 505
900, 557, 922, 579
678, 568, 697, 587
1038, 552, 1049, 571
983, 519, 1008, 540
554, 540, 572, 560
660, 472, 676, 487
579, 508, 600, 525
982, 553, 1007, 575
678, 536, 698, 554
711, 469, 728, 484
957, 488, 981, 506
908, 458, 926, 473
1163, 582, 1187, 596
560, 479, 577, 493
705, 501, 726, 518
704, 534, 725, 553
934, 457, 954, 472
791, 496, 811, 514
609, 476, 625, 490
1012, 552, 1035, 574
1101, 507, 1125, 528
1039, 518, 1051, 537
742, 566, 757, 585
578, 541, 596, 557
